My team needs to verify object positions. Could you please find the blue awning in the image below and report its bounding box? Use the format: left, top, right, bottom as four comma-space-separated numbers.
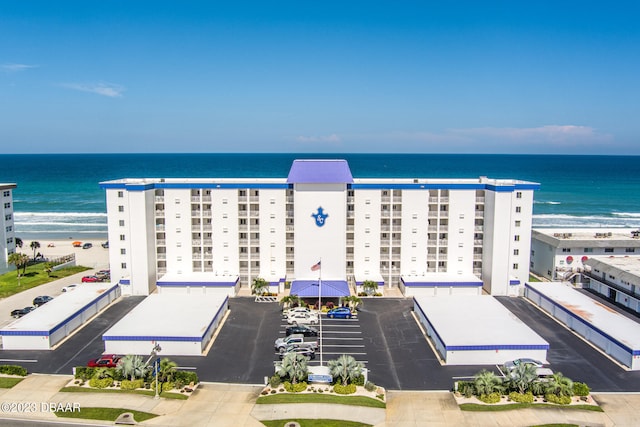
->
290, 280, 350, 297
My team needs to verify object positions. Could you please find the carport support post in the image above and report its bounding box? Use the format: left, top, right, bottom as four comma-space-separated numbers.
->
319, 260, 323, 366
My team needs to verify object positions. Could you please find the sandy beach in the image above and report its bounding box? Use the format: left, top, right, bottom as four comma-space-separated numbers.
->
20, 238, 111, 270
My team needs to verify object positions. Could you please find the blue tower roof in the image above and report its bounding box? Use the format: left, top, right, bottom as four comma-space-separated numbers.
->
286, 159, 354, 184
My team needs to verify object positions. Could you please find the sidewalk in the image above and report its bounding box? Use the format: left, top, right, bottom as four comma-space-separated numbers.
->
1, 375, 637, 426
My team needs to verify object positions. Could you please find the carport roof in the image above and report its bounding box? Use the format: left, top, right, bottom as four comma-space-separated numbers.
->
290, 280, 350, 297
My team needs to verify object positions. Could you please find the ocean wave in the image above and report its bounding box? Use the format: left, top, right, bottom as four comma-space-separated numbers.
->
13, 212, 107, 218
612, 212, 640, 218
534, 200, 561, 205
16, 221, 108, 227
533, 213, 640, 228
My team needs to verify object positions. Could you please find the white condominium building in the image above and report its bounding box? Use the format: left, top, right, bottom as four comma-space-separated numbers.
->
0, 183, 17, 274
100, 160, 538, 297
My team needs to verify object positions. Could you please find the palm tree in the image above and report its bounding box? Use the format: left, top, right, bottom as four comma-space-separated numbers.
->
277, 353, 309, 385
117, 355, 148, 381
30, 241, 41, 260
93, 367, 113, 380
251, 277, 269, 295
361, 280, 378, 296
15, 237, 23, 250
280, 294, 302, 310
508, 363, 538, 394
473, 370, 503, 396
43, 262, 53, 277
158, 358, 177, 383
546, 372, 574, 397
7, 253, 29, 285
342, 295, 362, 311
328, 354, 363, 386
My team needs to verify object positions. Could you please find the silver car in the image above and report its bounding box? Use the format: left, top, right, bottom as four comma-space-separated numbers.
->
503, 358, 545, 371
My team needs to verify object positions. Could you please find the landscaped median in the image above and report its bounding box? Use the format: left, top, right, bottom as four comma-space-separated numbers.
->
0, 365, 28, 389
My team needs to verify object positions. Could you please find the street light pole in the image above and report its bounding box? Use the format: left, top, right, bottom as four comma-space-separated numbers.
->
318, 258, 323, 366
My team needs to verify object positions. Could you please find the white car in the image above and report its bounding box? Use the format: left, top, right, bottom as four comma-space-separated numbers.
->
287, 312, 319, 325
282, 307, 315, 318
61, 284, 78, 292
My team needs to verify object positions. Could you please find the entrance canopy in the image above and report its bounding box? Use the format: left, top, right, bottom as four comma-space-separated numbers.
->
290, 280, 350, 298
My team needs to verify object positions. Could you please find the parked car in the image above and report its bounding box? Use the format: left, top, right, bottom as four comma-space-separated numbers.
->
285, 325, 318, 337
61, 284, 78, 292
87, 354, 122, 368
11, 306, 36, 318
503, 358, 545, 372
275, 334, 319, 352
282, 307, 313, 318
286, 312, 319, 325
278, 345, 316, 360
101, 241, 109, 248
33, 295, 53, 307
82, 242, 92, 249
326, 307, 355, 319
72, 241, 82, 247
95, 271, 110, 280
81, 275, 101, 283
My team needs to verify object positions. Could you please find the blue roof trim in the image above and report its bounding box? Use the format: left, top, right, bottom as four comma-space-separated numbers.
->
447, 344, 550, 351
525, 284, 639, 355
204, 296, 229, 339
100, 182, 291, 190
157, 281, 238, 287
120, 279, 130, 285
510, 279, 521, 285
287, 160, 354, 184
290, 280, 350, 297
0, 330, 49, 337
103, 335, 203, 341
402, 277, 482, 287
350, 182, 540, 191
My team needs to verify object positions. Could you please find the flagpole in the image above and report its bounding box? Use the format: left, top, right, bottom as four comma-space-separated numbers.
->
318, 257, 323, 366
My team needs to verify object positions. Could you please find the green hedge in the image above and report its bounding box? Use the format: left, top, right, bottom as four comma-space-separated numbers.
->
0, 365, 28, 376
508, 392, 534, 403
333, 383, 357, 395
478, 393, 501, 404
573, 382, 590, 397
89, 378, 114, 389
173, 370, 199, 385
545, 393, 572, 405
269, 375, 282, 388
283, 381, 308, 393
120, 379, 144, 390
364, 381, 377, 392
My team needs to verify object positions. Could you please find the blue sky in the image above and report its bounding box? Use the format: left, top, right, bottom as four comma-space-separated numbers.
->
1, 1, 639, 154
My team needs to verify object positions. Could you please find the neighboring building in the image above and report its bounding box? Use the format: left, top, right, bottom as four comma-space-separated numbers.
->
100, 159, 538, 297
530, 228, 640, 281
581, 256, 640, 315
0, 184, 17, 275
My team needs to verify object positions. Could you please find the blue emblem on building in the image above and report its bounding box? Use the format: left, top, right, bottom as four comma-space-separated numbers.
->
311, 207, 329, 227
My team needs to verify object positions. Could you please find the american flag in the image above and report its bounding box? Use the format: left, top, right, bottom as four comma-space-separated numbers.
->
310, 261, 321, 271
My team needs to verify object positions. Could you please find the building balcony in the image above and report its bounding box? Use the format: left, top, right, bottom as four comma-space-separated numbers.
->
249, 196, 259, 202
156, 253, 166, 260
238, 210, 248, 217
155, 196, 164, 203
155, 224, 165, 231
157, 267, 167, 274
239, 239, 248, 245
203, 239, 213, 245
202, 196, 212, 202
191, 210, 201, 217
381, 196, 391, 203
285, 239, 294, 245
474, 253, 483, 261
191, 224, 201, 231
475, 210, 484, 217
155, 210, 165, 217
427, 254, 437, 260
192, 253, 202, 260
475, 226, 484, 232
474, 239, 483, 246
203, 253, 213, 260
192, 239, 202, 246
156, 239, 166, 246
191, 196, 200, 202
476, 197, 485, 203
428, 212, 439, 218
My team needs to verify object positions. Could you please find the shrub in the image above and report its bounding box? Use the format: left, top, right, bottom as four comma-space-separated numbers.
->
457, 381, 475, 398
0, 365, 28, 376
269, 375, 282, 388
120, 379, 144, 390
89, 378, 114, 389
333, 383, 357, 395
364, 381, 377, 392
174, 370, 199, 385
508, 392, 534, 403
573, 382, 590, 397
478, 392, 501, 404
162, 382, 175, 392
545, 393, 572, 405
74, 367, 96, 381
352, 375, 365, 386
326, 302, 335, 309
283, 381, 308, 393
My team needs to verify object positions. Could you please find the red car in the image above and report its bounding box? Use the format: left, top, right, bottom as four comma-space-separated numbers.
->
87, 354, 122, 368
81, 275, 101, 283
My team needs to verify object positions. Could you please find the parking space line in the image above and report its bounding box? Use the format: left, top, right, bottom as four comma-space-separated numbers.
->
323, 344, 365, 348
321, 337, 364, 341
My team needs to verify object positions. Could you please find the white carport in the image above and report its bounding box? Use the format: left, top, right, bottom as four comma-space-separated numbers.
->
156, 272, 239, 297
401, 273, 483, 297
0, 283, 120, 350
102, 293, 228, 356
414, 295, 549, 365
525, 281, 640, 370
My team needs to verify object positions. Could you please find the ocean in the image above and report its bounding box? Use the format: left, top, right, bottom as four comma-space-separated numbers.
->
1, 153, 639, 239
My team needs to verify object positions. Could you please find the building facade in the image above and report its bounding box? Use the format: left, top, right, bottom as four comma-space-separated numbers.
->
530, 228, 640, 281
0, 184, 17, 275
100, 160, 538, 296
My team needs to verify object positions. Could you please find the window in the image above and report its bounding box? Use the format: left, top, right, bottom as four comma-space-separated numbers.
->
364, 257, 370, 262
516, 192, 522, 199
5, 226, 12, 232
119, 234, 126, 241
119, 219, 125, 227
222, 198, 228, 204
120, 248, 126, 255
5, 214, 11, 221
121, 263, 127, 269
3, 190, 10, 197
176, 242, 182, 247
562, 248, 571, 253
459, 213, 465, 219
364, 242, 370, 247
459, 228, 464, 234
626, 248, 636, 253
365, 199, 371, 204
118, 191, 124, 198
458, 242, 463, 248
270, 228, 276, 233
515, 220, 521, 227
177, 256, 182, 261
515, 206, 521, 213
513, 249, 519, 256
176, 213, 181, 219
175, 198, 180, 204
365, 214, 371, 219
6, 237, 13, 244
458, 257, 463, 262
3, 202, 10, 209
514, 235, 520, 241
270, 199, 276, 204
365, 228, 370, 234
584, 248, 593, 253
513, 263, 519, 270
118, 205, 124, 212
605, 248, 614, 253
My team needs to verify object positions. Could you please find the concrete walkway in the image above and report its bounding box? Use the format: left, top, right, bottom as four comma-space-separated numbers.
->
0, 375, 638, 426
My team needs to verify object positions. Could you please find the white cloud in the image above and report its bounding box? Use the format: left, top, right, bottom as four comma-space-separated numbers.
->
60, 82, 125, 98
1, 63, 38, 72
296, 134, 342, 143
450, 125, 611, 144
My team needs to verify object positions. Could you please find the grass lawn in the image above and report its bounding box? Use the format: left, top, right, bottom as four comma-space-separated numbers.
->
59, 386, 189, 400
0, 377, 25, 388
262, 420, 371, 427
528, 274, 542, 282
55, 407, 157, 422
0, 263, 90, 298
460, 403, 603, 412
256, 393, 386, 408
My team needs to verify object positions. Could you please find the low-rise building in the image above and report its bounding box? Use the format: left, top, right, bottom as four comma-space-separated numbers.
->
582, 256, 640, 315
0, 183, 18, 275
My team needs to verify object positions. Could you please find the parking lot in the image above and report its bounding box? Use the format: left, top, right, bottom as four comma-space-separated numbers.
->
1, 294, 640, 391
